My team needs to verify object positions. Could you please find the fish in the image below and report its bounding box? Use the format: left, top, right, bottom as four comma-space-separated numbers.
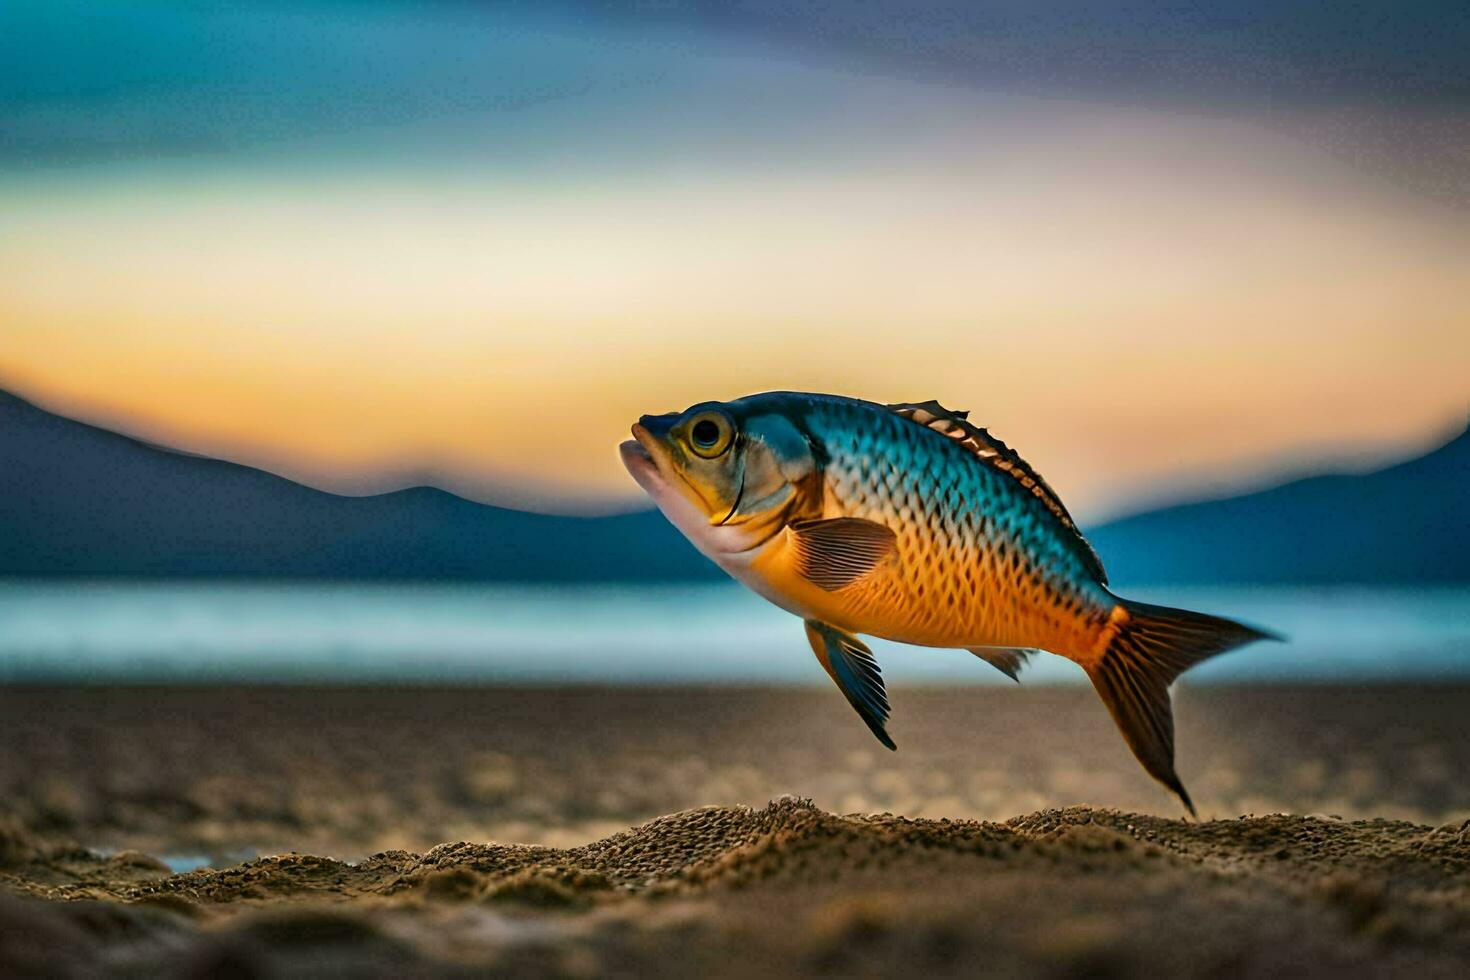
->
620, 391, 1279, 816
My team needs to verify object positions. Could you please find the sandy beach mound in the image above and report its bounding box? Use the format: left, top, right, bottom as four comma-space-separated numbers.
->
4, 799, 1468, 977
2, 685, 1468, 976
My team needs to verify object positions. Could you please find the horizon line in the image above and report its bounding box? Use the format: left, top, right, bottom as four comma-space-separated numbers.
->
4, 379, 1464, 527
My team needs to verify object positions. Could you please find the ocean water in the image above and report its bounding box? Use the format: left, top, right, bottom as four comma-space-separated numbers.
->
0, 581, 1466, 685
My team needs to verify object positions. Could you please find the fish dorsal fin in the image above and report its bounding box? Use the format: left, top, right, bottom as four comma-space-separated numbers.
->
888, 399, 1107, 584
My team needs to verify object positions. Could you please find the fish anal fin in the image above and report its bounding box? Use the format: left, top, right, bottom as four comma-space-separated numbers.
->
789, 517, 896, 591
967, 647, 1033, 682
805, 621, 895, 750
1085, 599, 1280, 818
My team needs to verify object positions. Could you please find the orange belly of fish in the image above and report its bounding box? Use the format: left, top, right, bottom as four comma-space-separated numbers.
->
750, 535, 1106, 658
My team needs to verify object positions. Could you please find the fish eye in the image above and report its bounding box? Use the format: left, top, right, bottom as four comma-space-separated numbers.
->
686, 411, 733, 458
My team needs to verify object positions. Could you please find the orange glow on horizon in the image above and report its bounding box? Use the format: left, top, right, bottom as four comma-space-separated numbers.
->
2, 98, 1466, 517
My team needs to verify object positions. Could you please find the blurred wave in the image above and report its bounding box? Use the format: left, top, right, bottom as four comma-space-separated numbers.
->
0, 581, 1465, 684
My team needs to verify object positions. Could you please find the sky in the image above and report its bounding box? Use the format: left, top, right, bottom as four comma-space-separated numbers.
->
2, 1, 1467, 518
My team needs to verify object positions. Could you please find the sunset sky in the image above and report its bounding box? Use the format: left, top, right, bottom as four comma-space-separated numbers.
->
3, 2, 1467, 518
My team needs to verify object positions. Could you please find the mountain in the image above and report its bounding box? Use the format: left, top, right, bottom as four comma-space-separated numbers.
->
1086, 425, 1470, 585
0, 389, 718, 581
1, 387, 1465, 583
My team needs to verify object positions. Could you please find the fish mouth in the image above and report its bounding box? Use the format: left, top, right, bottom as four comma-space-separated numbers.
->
620, 424, 663, 489
622, 420, 711, 519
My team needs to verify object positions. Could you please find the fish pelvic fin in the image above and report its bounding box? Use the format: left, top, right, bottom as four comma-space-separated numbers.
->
1084, 599, 1281, 819
804, 620, 896, 750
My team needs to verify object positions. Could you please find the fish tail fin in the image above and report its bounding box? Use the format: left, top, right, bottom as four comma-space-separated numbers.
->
1083, 598, 1281, 818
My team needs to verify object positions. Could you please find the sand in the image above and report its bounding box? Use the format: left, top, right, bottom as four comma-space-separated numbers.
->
2, 685, 1468, 977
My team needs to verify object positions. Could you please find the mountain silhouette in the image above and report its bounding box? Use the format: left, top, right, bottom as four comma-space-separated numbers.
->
0, 388, 717, 581
1086, 424, 1470, 585
1, 388, 1465, 583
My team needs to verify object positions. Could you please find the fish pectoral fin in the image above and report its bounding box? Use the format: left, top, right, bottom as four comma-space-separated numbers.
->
788, 518, 896, 591
804, 621, 895, 750
967, 647, 1033, 682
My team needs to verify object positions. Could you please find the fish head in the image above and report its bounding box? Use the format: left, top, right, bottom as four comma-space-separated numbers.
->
620, 397, 816, 555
